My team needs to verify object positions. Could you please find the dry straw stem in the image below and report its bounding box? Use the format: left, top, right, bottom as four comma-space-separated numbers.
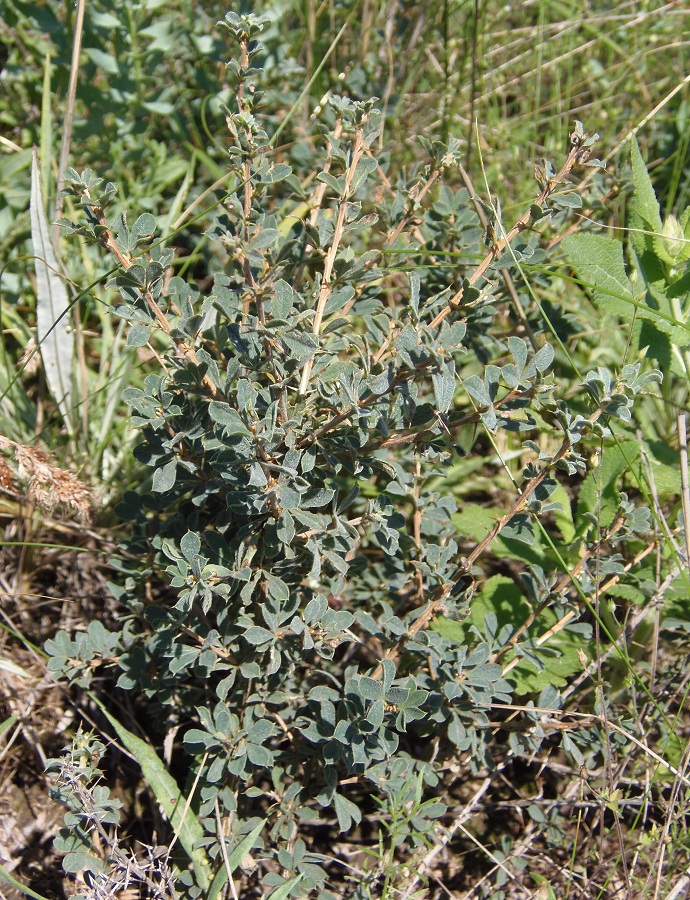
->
51, 0, 85, 247
677, 413, 690, 566
651, 739, 690, 899
0, 436, 92, 521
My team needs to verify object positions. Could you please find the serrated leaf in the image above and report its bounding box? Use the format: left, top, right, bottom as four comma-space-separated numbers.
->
630, 137, 663, 248
562, 233, 632, 317
31, 149, 74, 428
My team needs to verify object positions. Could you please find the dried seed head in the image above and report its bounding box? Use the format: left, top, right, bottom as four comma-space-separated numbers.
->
13, 443, 93, 521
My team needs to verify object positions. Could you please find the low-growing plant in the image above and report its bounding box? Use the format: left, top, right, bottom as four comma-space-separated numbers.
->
40, 10, 689, 900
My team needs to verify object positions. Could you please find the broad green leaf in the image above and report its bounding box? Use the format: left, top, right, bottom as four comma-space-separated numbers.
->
577, 440, 640, 529
98, 705, 211, 890
551, 482, 575, 543
30, 149, 74, 429
508, 624, 584, 693
562, 233, 632, 317
630, 137, 663, 257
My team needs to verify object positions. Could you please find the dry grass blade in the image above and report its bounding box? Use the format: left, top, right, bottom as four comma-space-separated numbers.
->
29, 149, 74, 430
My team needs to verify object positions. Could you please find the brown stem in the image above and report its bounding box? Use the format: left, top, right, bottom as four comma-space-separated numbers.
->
299, 126, 367, 394
457, 162, 539, 351
412, 456, 424, 602
369, 423, 584, 680
492, 515, 626, 667
385, 167, 440, 248
360, 384, 539, 453
371, 141, 587, 370
51, 0, 86, 250
95, 207, 219, 398
429, 142, 585, 329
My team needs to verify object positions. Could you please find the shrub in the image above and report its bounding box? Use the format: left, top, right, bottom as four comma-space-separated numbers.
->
44, 11, 669, 899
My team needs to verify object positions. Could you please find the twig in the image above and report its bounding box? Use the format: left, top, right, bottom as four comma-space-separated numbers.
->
371, 427, 576, 678
215, 798, 239, 900
677, 413, 690, 566
88, 204, 219, 398
429, 138, 593, 329
299, 126, 367, 394
456, 161, 539, 351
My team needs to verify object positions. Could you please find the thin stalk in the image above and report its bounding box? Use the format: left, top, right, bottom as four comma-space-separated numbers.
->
299, 126, 366, 394
51, 0, 85, 246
